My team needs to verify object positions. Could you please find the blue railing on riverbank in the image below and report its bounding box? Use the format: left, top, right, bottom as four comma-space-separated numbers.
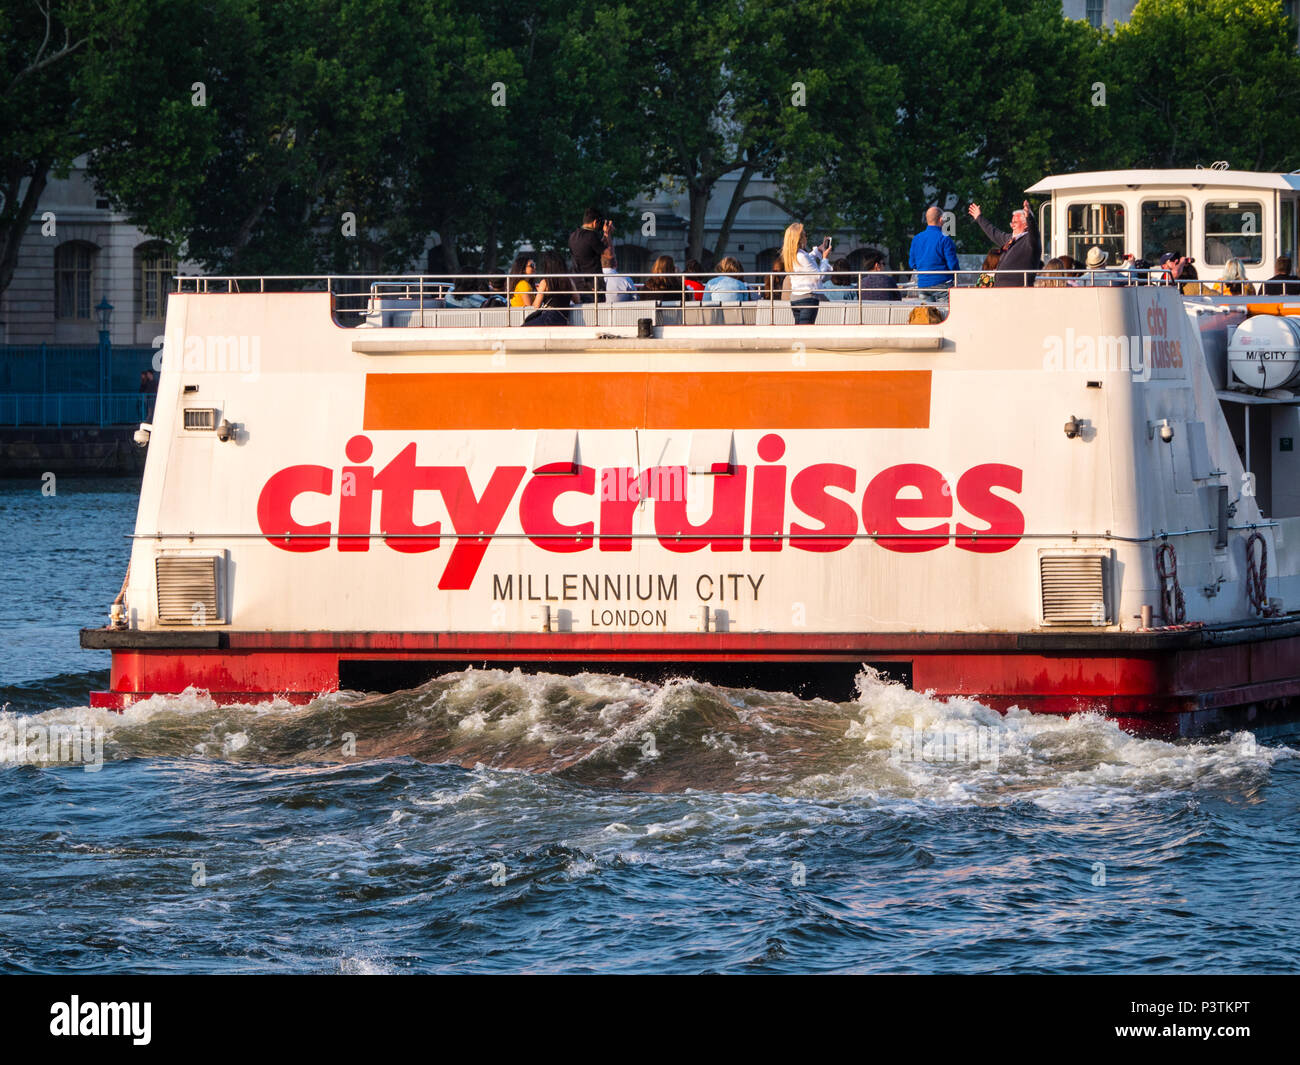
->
0, 346, 158, 425
0, 393, 154, 427
0, 344, 158, 394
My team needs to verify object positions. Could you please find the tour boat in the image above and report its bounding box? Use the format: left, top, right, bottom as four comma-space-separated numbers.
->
84, 169, 1300, 737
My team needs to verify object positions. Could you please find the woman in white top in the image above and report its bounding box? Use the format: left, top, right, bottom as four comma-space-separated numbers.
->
781, 222, 833, 324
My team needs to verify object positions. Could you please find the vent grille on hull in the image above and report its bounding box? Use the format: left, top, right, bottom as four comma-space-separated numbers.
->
1040, 554, 1110, 625
155, 555, 223, 623
183, 408, 217, 431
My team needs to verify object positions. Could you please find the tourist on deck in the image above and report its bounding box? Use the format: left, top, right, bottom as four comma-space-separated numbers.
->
968, 199, 1040, 287
1157, 253, 1186, 286
569, 207, 613, 300
601, 248, 636, 302
782, 222, 832, 324
509, 254, 536, 307
683, 259, 706, 301
858, 249, 901, 301
1212, 258, 1255, 296
523, 251, 576, 326
1058, 254, 1081, 279
1180, 262, 1207, 295
977, 249, 1000, 288
909, 207, 960, 296
1261, 256, 1300, 296
482, 275, 508, 308
644, 254, 684, 301
704, 257, 753, 301
1071, 246, 1124, 287
761, 254, 788, 302
1035, 258, 1069, 288
823, 258, 857, 300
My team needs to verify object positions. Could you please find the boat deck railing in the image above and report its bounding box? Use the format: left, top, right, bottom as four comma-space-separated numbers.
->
171, 269, 1248, 329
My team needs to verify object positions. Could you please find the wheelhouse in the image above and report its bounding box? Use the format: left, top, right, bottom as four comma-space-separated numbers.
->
1027, 168, 1300, 281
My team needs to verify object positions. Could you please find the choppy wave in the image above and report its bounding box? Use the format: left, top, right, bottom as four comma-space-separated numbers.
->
2, 667, 1290, 805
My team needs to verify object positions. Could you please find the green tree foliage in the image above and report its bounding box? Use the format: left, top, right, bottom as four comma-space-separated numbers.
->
3, 0, 1300, 296
1101, 0, 1300, 171
386, 0, 646, 273
0, 0, 92, 294
625, 0, 901, 263
79, 0, 415, 273
869, 0, 1107, 265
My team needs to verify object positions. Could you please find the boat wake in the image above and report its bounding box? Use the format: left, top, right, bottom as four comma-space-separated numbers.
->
1, 668, 1291, 804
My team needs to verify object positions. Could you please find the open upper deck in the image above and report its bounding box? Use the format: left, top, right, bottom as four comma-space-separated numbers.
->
172, 264, 1282, 338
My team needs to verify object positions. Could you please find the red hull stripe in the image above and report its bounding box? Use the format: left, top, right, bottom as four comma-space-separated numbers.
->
362, 370, 932, 431
99, 630, 1300, 723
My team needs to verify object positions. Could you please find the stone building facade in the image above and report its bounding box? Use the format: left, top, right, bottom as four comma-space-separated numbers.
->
1, 158, 185, 348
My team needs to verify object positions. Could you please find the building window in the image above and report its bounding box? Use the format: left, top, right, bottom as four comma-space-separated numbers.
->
1204, 201, 1264, 265
1085, 0, 1104, 28
135, 242, 175, 321
54, 241, 97, 320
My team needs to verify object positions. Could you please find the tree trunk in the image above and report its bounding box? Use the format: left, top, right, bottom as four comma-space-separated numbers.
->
483, 218, 498, 275
686, 181, 710, 264
710, 165, 755, 264
0, 157, 52, 300
440, 224, 461, 274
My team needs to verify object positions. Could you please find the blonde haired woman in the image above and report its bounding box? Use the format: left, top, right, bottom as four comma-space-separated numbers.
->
781, 222, 832, 324
1213, 257, 1255, 296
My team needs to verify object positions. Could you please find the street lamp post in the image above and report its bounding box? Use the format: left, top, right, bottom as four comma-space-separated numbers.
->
96, 298, 113, 427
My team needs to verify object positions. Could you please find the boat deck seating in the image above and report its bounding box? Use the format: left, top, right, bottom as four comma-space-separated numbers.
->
360, 298, 932, 328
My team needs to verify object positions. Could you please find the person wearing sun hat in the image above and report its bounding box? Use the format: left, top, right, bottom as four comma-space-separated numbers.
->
1071, 245, 1124, 287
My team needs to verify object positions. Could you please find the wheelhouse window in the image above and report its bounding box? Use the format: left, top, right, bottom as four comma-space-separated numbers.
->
1280, 198, 1296, 262
1141, 200, 1186, 261
54, 241, 97, 320
1066, 202, 1125, 263
135, 241, 175, 321
1204, 201, 1264, 265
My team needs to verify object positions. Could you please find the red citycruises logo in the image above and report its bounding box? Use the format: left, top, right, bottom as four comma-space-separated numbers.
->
256, 432, 1025, 589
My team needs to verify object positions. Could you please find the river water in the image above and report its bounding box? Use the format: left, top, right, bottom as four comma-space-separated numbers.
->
1, 478, 1297, 974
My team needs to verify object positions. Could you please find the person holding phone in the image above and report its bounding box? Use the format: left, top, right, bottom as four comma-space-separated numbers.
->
781, 222, 833, 324
569, 207, 614, 301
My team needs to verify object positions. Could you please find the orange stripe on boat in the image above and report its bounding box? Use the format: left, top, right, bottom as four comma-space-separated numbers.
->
363, 370, 931, 430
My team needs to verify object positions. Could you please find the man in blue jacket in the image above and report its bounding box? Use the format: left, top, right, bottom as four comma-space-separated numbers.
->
908, 207, 960, 297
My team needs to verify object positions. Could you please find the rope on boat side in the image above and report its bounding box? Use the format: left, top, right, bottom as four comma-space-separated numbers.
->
1155, 543, 1186, 625
1245, 532, 1278, 617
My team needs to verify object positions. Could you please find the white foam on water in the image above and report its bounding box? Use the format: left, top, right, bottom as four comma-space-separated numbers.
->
4, 669, 1293, 811
791, 667, 1297, 807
